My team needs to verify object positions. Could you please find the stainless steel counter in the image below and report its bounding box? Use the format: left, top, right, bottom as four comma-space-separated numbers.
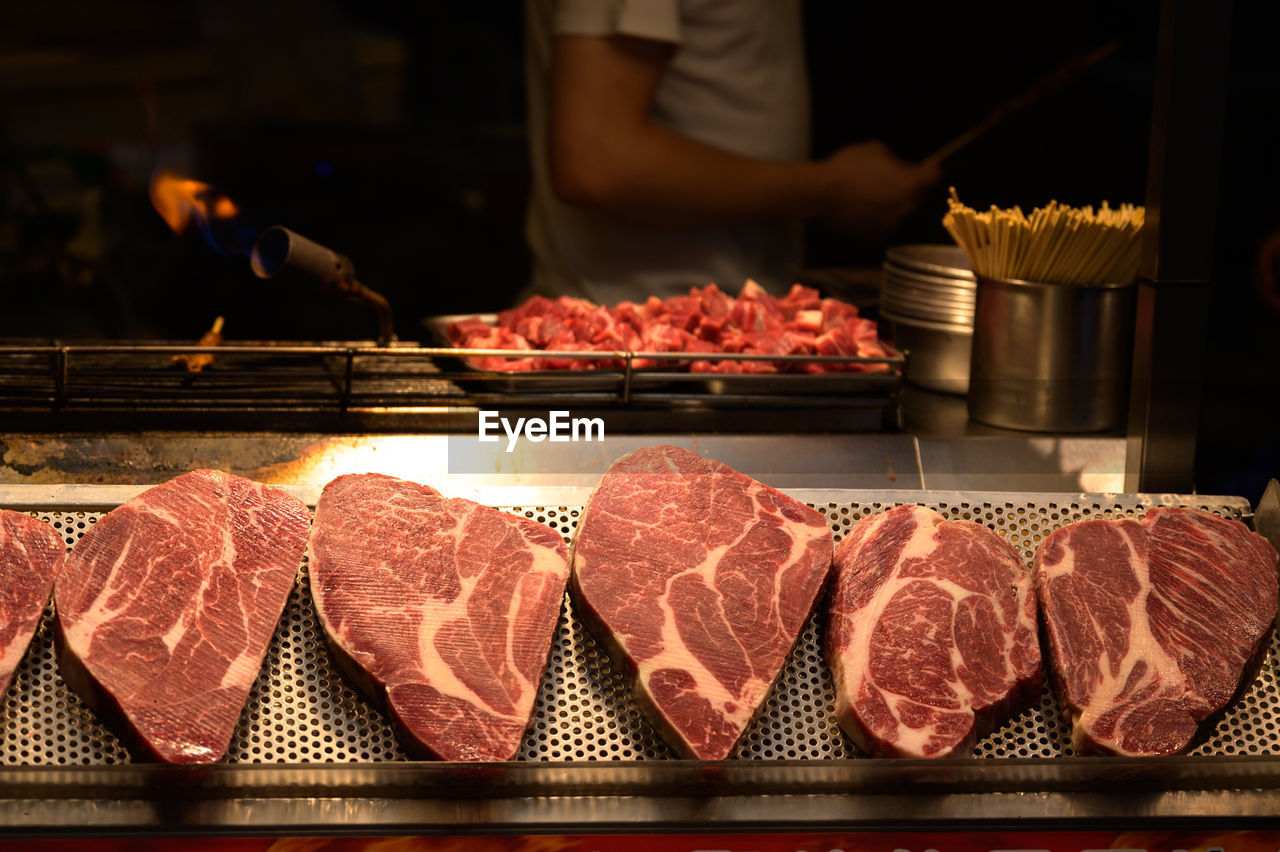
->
1, 485, 1274, 836
0, 429, 1128, 494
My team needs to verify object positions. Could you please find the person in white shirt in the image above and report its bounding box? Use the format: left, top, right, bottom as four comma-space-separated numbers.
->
524, 0, 939, 305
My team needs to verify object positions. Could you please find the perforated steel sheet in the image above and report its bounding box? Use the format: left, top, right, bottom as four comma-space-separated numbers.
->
1, 492, 1270, 765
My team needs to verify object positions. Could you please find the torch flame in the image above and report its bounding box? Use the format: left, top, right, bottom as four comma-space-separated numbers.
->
150, 171, 240, 234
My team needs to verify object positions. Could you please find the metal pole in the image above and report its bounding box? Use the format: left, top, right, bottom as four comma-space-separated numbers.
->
1125, 0, 1233, 493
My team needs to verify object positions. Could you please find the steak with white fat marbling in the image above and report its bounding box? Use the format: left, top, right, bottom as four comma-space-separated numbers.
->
309, 473, 570, 761
1, 511, 66, 699
570, 445, 834, 759
1034, 506, 1278, 755
825, 504, 1041, 758
54, 470, 309, 763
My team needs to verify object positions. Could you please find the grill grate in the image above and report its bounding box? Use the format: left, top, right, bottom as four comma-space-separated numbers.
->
2, 496, 1270, 765
0, 343, 901, 415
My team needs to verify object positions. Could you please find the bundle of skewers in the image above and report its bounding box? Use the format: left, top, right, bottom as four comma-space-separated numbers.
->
942, 188, 1144, 286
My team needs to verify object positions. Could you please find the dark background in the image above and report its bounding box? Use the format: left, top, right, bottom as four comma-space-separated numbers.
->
0, 0, 1167, 340
0, 0, 1276, 497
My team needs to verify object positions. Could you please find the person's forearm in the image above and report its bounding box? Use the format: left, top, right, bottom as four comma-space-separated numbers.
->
552, 120, 830, 227
545, 33, 936, 236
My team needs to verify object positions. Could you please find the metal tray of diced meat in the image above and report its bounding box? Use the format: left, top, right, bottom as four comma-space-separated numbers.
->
422, 313, 905, 397
423, 313, 631, 394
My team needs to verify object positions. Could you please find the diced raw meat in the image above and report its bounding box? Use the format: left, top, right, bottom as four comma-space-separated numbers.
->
444, 280, 885, 373
794, 309, 823, 333
1034, 507, 1278, 756
1, 511, 65, 697
309, 474, 570, 761
54, 470, 309, 763
698, 283, 733, 318
445, 317, 491, 340
825, 505, 1041, 758
570, 446, 834, 759
819, 298, 860, 330
737, 278, 773, 304
779, 283, 822, 314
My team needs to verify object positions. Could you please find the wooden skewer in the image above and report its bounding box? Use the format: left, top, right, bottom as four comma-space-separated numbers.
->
922, 41, 1121, 168
942, 188, 1144, 285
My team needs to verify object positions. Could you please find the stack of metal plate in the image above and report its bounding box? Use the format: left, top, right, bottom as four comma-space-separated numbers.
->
880, 245, 976, 394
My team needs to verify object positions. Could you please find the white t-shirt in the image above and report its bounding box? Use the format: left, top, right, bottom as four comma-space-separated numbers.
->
524, 0, 811, 305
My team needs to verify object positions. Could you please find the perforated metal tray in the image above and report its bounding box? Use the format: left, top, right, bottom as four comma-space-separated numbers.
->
2, 488, 1270, 768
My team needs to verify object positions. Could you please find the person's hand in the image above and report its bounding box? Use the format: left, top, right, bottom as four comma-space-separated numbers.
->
814, 141, 941, 241
1254, 227, 1280, 315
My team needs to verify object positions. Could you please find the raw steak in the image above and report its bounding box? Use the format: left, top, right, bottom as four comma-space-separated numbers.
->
1, 511, 66, 697
1034, 506, 1279, 756
570, 445, 834, 759
54, 469, 309, 763
825, 505, 1041, 758
308, 474, 570, 761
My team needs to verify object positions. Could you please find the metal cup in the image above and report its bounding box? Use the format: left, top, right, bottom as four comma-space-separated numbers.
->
967, 276, 1138, 432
